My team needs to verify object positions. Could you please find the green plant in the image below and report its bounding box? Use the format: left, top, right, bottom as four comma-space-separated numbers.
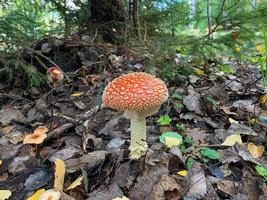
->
200, 147, 220, 160
4, 59, 45, 87
259, 29, 267, 86
157, 114, 172, 126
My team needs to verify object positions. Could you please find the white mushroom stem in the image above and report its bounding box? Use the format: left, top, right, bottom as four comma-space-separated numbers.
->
130, 116, 147, 149
124, 106, 160, 159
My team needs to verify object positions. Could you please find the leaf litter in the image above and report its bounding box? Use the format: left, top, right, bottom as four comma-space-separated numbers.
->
0, 39, 267, 200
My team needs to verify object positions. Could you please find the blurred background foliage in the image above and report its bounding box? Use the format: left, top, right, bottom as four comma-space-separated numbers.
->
1, 0, 267, 83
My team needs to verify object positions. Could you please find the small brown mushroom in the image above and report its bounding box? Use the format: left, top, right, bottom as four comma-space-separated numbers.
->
39, 189, 60, 200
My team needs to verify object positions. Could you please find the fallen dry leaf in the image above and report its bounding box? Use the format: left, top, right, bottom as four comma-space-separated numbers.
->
149, 174, 183, 200
259, 94, 267, 105
66, 176, 83, 191
247, 143, 265, 158
27, 189, 45, 200
0, 189, 12, 200
1, 126, 15, 134
185, 162, 207, 198
183, 95, 203, 115
177, 170, 188, 177
112, 196, 129, 200
54, 158, 66, 191
221, 134, 242, 146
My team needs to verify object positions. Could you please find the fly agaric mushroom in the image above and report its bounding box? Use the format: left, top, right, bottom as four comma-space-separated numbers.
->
46, 67, 64, 86
39, 189, 60, 200
102, 72, 168, 159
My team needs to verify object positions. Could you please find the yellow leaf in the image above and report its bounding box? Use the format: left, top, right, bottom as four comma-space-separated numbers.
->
235, 47, 241, 52
259, 94, 267, 105
0, 190, 12, 200
112, 196, 129, 200
2, 126, 14, 134
165, 136, 182, 148
27, 189, 45, 200
248, 143, 265, 158
256, 44, 265, 54
70, 92, 84, 97
54, 158, 66, 191
0, 160, 2, 166
249, 118, 259, 124
66, 176, 83, 191
177, 170, 188, 176
221, 134, 242, 146
195, 69, 205, 76
229, 118, 238, 124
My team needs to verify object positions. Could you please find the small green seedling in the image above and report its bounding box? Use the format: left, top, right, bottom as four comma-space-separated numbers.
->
255, 165, 267, 180
200, 147, 220, 160
157, 114, 172, 125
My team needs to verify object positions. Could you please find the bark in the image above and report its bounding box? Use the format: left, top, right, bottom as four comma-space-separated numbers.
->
133, 0, 138, 28
206, 0, 212, 38
89, 0, 127, 43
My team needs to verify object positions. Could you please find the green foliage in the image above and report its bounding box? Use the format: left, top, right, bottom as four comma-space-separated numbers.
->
157, 114, 172, 125
218, 64, 234, 74
206, 96, 220, 107
175, 123, 185, 131
255, 165, 267, 180
259, 29, 267, 86
200, 147, 220, 160
4, 59, 45, 87
186, 157, 195, 169
0, 0, 63, 51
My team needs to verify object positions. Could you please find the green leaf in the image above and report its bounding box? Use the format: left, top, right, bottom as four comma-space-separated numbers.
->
200, 147, 220, 160
186, 157, 195, 169
172, 93, 183, 100
175, 103, 184, 109
175, 123, 185, 131
159, 131, 183, 148
219, 64, 234, 74
206, 96, 220, 107
184, 136, 193, 145
157, 115, 172, 126
255, 165, 267, 180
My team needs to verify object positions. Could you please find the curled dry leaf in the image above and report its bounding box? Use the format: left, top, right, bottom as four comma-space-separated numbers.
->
27, 189, 45, 200
247, 143, 265, 158
185, 162, 207, 198
66, 176, 83, 191
221, 134, 242, 146
0, 190, 12, 200
112, 196, 129, 200
54, 158, 66, 191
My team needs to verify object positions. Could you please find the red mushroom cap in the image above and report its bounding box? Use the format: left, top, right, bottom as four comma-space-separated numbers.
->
47, 67, 64, 83
102, 72, 168, 111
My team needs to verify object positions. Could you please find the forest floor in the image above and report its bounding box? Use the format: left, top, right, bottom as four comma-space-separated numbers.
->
0, 38, 267, 200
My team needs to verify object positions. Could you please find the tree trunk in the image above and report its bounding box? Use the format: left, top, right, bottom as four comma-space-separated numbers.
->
206, 0, 212, 38
88, 0, 127, 43
129, 0, 133, 23
133, 0, 138, 28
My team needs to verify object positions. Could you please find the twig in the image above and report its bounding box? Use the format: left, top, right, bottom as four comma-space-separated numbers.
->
25, 47, 71, 82
33, 55, 49, 70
